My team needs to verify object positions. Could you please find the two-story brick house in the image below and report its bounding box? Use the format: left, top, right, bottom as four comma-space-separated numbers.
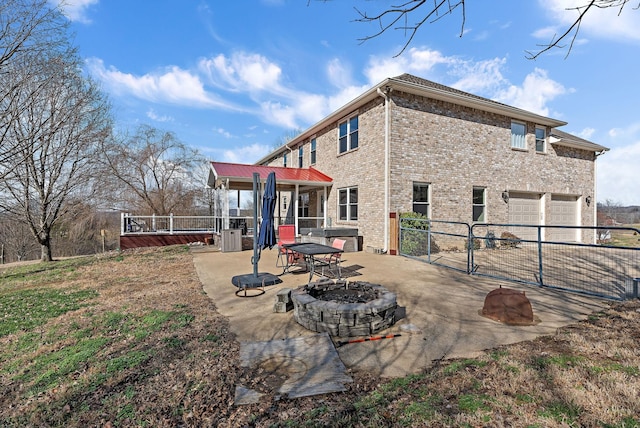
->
213, 73, 607, 252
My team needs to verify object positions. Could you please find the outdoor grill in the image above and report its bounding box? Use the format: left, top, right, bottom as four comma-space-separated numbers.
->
291, 279, 397, 337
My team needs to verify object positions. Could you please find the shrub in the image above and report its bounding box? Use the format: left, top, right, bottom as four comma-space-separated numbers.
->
464, 238, 481, 250
399, 212, 439, 256
500, 231, 521, 248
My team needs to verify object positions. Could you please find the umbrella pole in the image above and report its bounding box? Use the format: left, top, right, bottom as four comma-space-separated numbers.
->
252, 172, 259, 277
231, 172, 282, 295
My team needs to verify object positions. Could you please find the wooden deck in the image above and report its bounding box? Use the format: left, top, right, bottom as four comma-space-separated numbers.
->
120, 233, 215, 250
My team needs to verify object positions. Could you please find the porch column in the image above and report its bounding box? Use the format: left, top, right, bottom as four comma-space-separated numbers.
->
294, 183, 299, 235
223, 179, 230, 229
323, 186, 328, 227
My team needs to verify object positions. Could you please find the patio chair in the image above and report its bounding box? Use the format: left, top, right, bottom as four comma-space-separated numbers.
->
276, 225, 300, 271
320, 238, 346, 278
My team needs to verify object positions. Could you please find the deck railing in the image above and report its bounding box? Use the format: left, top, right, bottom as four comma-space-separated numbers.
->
120, 213, 322, 236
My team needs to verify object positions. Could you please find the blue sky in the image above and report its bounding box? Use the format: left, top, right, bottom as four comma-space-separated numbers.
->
56, 0, 639, 205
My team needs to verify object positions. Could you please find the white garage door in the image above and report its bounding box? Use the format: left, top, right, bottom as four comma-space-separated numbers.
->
548, 194, 579, 242
508, 193, 541, 241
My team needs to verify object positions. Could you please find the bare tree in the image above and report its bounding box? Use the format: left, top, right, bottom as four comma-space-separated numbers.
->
0, 0, 69, 173
0, 25, 112, 261
344, 0, 638, 58
0, 213, 40, 262
100, 125, 206, 216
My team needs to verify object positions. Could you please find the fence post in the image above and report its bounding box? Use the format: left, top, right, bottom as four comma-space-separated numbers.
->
537, 226, 544, 286
634, 278, 639, 299
170, 213, 174, 235
427, 220, 432, 263
467, 225, 472, 274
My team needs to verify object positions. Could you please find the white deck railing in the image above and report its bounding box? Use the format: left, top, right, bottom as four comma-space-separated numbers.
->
120, 213, 323, 236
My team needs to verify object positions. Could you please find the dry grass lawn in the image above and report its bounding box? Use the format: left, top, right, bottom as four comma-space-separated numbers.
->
0, 246, 639, 427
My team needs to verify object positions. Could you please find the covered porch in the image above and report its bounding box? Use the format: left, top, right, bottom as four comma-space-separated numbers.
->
207, 161, 334, 237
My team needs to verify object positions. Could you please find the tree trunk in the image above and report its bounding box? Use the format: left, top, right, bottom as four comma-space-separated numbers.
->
41, 237, 53, 262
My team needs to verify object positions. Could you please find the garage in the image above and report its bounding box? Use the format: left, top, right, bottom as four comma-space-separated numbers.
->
508, 192, 541, 241
548, 194, 579, 242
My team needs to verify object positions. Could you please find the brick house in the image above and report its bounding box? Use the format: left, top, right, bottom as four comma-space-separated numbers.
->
212, 74, 608, 252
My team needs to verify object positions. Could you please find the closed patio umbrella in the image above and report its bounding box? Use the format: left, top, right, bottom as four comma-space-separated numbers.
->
257, 171, 277, 251
231, 172, 281, 295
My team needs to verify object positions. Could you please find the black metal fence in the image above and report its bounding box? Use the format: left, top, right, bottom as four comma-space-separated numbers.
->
399, 218, 640, 300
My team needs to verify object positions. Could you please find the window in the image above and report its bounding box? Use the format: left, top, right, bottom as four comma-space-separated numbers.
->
338, 115, 359, 154
310, 138, 316, 165
283, 153, 287, 168
298, 193, 309, 218
412, 183, 430, 217
472, 187, 486, 222
511, 121, 526, 149
339, 187, 358, 221
298, 146, 303, 168
535, 127, 546, 152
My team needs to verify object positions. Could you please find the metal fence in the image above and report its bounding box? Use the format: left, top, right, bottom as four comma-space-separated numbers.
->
399, 217, 640, 300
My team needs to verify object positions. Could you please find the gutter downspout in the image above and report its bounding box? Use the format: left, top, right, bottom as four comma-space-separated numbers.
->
593, 149, 607, 243
377, 86, 392, 253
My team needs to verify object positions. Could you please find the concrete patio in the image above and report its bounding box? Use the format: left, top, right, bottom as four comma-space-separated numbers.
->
193, 247, 607, 378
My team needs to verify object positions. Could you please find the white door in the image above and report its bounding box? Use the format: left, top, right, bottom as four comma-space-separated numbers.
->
548, 195, 579, 242
508, 193, 541, 241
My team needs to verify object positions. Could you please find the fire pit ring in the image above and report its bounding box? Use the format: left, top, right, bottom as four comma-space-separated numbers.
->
291, 279, 397, 337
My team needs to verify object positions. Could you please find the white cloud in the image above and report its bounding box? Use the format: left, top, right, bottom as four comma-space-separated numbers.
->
146, 109, 173, 123
597, 140, 640, 206
326, 58, 353, 89
493, 68, 568, 116
86, 58, 237, 110
364, 47, 455, 85
537, 0, 640, 43
220, 143, 272, 164
52, 0, 98, 23
199, 52, 284, 93
216, 128, 233, 138
577, 127, 596, 139
450, 57, 508, 94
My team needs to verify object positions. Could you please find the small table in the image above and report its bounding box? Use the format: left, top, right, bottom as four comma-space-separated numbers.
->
282, 242, 344, 282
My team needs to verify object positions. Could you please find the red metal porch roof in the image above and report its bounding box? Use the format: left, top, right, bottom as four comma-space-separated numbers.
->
208, 161, 332, 190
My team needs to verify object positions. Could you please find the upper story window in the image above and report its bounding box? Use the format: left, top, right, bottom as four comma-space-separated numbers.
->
472, 187, 486, 222
310, 138, 316, 165
298, 146, 303, 168
511, 121, 526, 150
412, 182, 430, 217
283, 153, 287, 168
339, 115, 359, 154
339, 187, 358, 221
535, 127, 546, 153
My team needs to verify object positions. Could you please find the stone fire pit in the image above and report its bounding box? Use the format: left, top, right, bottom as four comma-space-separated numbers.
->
291, 279, 397, 337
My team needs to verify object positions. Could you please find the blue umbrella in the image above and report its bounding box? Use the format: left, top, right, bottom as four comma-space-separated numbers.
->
257, 171, 277, 251
233, 172, 281, 294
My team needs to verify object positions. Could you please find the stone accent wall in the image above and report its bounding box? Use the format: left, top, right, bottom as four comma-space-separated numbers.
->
264, 89, 597, 249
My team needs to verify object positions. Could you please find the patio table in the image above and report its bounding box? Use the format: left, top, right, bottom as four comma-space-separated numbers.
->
282, 242, 344, 282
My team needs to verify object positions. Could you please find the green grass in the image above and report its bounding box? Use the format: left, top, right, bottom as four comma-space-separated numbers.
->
537, 400, 582, 424
0, 287, 98, 336
443, 358, 488, 375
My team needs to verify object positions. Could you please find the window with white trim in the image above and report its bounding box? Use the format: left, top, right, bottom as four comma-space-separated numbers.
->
338, 187, 358, 221
511, 121, 526, 149
338, 115, 359, 154
283, 153, 287, 168
298, 146, 303, 168
472, 187, 486, 222
535, 127, 546, 153
310, 138, 316, 165
412, 182, 430, 217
